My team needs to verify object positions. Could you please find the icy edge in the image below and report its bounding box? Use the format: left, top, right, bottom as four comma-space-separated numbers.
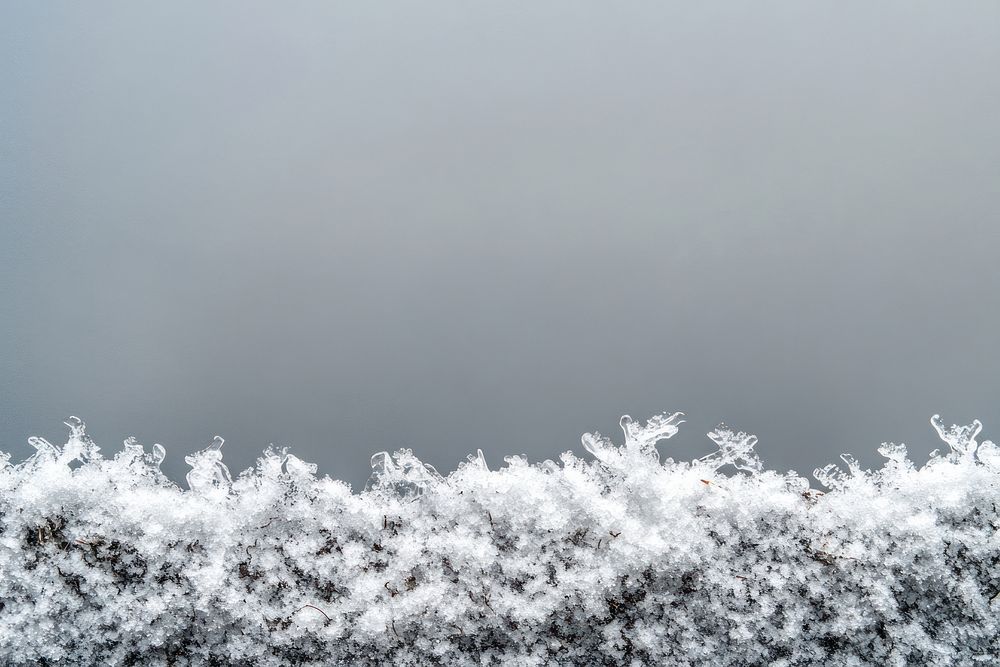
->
1, 412, 999, 665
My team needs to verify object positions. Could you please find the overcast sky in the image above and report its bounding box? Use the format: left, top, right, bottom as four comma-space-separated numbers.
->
2, 2, 999, 489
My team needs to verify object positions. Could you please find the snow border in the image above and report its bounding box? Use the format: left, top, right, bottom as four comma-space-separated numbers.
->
1, 413, 998, 665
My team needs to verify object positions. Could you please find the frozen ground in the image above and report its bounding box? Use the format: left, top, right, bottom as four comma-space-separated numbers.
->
0, 412, 998, 665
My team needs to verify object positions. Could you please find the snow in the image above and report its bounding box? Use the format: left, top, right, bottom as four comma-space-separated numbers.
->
0, 413, 998, 665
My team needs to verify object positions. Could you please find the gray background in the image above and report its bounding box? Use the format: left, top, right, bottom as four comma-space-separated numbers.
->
2, 2, 999, 490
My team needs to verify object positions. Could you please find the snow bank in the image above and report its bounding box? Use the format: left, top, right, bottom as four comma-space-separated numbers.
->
1, 413, 998, 665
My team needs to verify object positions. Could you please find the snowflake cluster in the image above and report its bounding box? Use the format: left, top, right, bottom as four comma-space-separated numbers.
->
1, 413, 998, 665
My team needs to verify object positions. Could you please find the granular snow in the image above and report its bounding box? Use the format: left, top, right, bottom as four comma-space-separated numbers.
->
0, 413, 997, 665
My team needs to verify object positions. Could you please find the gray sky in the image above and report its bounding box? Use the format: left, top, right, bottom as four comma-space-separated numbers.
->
2, 1, 1000, 490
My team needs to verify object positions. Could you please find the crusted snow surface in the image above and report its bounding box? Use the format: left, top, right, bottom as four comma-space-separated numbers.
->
1, 413, 999, 665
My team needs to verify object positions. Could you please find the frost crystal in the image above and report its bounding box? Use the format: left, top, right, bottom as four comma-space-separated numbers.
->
466, 447, 489, 470
877, 440, 909, 464
582, 411, 684, 467
21, 435, 58, 468
977, 440, 1000, 471
62, 415, 100, 463
620, 411, 684, 459
119, 435, 166, 471
1, 411, 1000, 665
365, 448, 443, 498
700, 423, 762, 473
812, 462, 847, 490
930, 413, 982, 460
184, 435, 232, 493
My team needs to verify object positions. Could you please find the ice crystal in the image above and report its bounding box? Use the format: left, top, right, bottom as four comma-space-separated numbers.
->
118, 435, 166, 471
877, 440, 909, 464
62, 415, 100, 463
184, 435, 232, 494
465, 448, 489, 471
930, 413, 982, 460
365, 448, 443, 499
700, 423, 762, 473
253, 444, 318, 480
977, 440, 1000, 472
20, 436, 58, 468
812, 462, 846, 489
811, 452, 867, 490
620, 411, 684, 459
582, 411, 684, 469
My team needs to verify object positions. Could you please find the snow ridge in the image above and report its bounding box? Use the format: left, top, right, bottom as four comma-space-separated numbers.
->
1, 413, 998, 665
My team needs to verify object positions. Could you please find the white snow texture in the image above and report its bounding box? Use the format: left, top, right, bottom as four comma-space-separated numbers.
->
1, 412, 998, 665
